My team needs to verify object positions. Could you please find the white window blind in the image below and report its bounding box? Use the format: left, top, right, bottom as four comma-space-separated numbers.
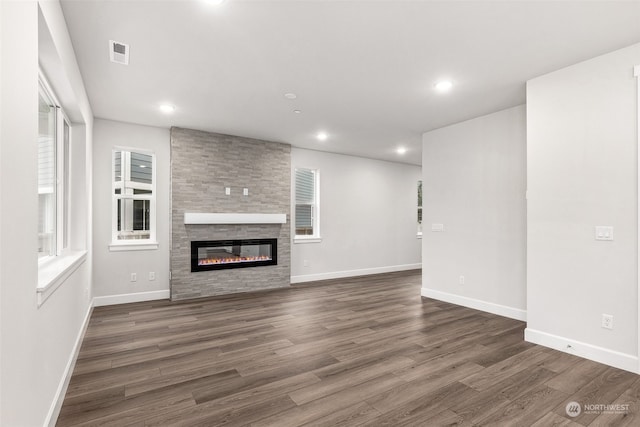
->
295, 168, 318, 237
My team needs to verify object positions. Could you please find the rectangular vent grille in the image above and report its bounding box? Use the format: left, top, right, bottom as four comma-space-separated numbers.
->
109, 40, 129, 65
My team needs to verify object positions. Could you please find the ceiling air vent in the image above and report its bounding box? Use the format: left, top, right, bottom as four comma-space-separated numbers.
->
109, 40, 129, 65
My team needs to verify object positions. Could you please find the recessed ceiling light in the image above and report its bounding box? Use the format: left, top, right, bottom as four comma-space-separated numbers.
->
284, 93, 297, 100
159, 104, 175, 113
293, 110, 301, 114
396, 147, 407, 155
317, 132, 328, 141
434, 80, 454, 92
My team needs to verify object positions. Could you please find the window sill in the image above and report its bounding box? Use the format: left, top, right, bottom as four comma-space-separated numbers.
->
37, 251, 87, 307
109, 241, 159, 252
294, 237, 323, 244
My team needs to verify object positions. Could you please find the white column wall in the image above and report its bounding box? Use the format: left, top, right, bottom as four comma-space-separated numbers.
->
421, 106, 527, 320
1, 1, 93, 425
526, 42, 640, 372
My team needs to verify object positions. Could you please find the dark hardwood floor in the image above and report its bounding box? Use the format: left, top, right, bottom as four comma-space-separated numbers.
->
57, 270, 640, 426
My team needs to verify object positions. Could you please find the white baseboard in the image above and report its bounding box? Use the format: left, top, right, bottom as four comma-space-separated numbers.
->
525, 328, 638, 374
92, 289, 170, 307
291, 263, 421, 284
46, 301, 93, 427
421, 287, 527, 321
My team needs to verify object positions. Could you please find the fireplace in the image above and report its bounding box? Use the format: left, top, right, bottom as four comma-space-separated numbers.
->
191, 239, 277, 272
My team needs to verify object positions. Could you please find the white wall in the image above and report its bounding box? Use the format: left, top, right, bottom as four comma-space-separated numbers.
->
92, 119, 170, 303
526, 43, 640, 372
291, 148, 421, 282
1, 1, 93, 425
421, 106, 527, 320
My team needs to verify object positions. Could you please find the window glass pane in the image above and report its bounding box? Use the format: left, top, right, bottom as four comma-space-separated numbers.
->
130, 152, 152, 184
38, 88, 56, 258
295, 169, 315, 204
63, 120, 70, 249
117, 198, 151, 240
114, 151, 122, 182
295, 204, 313, 235
114, 150, 153, 195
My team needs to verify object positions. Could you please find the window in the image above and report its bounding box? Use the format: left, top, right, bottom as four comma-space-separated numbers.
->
417, 180, 423, 235
112, 149, 156, 247
38, 77, 70, 261
295, 168, 320, 240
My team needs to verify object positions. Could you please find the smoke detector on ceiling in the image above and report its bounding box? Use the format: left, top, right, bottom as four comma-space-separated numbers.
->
109, 40, 129, 65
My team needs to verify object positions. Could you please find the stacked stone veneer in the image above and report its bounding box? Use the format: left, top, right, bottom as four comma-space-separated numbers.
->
170, 127, 291, 300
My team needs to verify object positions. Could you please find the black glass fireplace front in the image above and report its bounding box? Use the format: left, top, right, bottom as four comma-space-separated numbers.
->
191, 239, 277, 272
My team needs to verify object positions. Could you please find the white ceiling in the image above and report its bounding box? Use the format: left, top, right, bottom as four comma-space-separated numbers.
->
60, 0, 640, 165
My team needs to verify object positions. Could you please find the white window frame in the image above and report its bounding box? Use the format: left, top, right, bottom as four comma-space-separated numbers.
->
37, 72, 87, 307
294, 167, 321, 243
417, 180, 423, 238
109, 147, 158, 251
38, 73, 71, 265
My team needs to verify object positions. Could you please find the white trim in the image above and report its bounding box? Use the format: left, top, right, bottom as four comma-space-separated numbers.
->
291, 263, 421, 284
184, 212, 287, 225
525, 328, 638, 374
109, 242, 159, 252
293, 167, 321, 240
45, 302, 93, 427
420, 287, 527, 321
293, 237, 323, 244
93, 289, 170, 307
37, 251, 87, 306
635, 64, 640, 370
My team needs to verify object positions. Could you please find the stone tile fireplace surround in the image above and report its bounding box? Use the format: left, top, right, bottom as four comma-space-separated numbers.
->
170, 127, 291, 300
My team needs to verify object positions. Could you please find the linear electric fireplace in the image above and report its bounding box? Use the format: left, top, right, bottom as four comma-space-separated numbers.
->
191, 239, 277, 272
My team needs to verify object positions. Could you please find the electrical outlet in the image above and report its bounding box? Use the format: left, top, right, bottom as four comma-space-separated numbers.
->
459, 275, 465, 285
130, 273, 137, 282
149, 272, 155, 281
303, 260, 309, 267
602, 314, 613, 330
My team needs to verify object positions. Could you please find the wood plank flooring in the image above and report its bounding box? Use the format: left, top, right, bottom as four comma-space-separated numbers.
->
57, 270, 640, 426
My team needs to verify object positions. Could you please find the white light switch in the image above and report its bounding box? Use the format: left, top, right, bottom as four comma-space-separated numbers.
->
225, 187, 231, 195
243, 188, 249, 196
431, 223, 444, 232
595, 226, 614, 241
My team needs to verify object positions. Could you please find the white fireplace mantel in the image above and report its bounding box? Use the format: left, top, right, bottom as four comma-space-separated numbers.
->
184, 213, 287, 225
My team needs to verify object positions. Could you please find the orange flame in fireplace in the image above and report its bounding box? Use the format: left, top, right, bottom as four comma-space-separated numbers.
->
198, 255, 272, 266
